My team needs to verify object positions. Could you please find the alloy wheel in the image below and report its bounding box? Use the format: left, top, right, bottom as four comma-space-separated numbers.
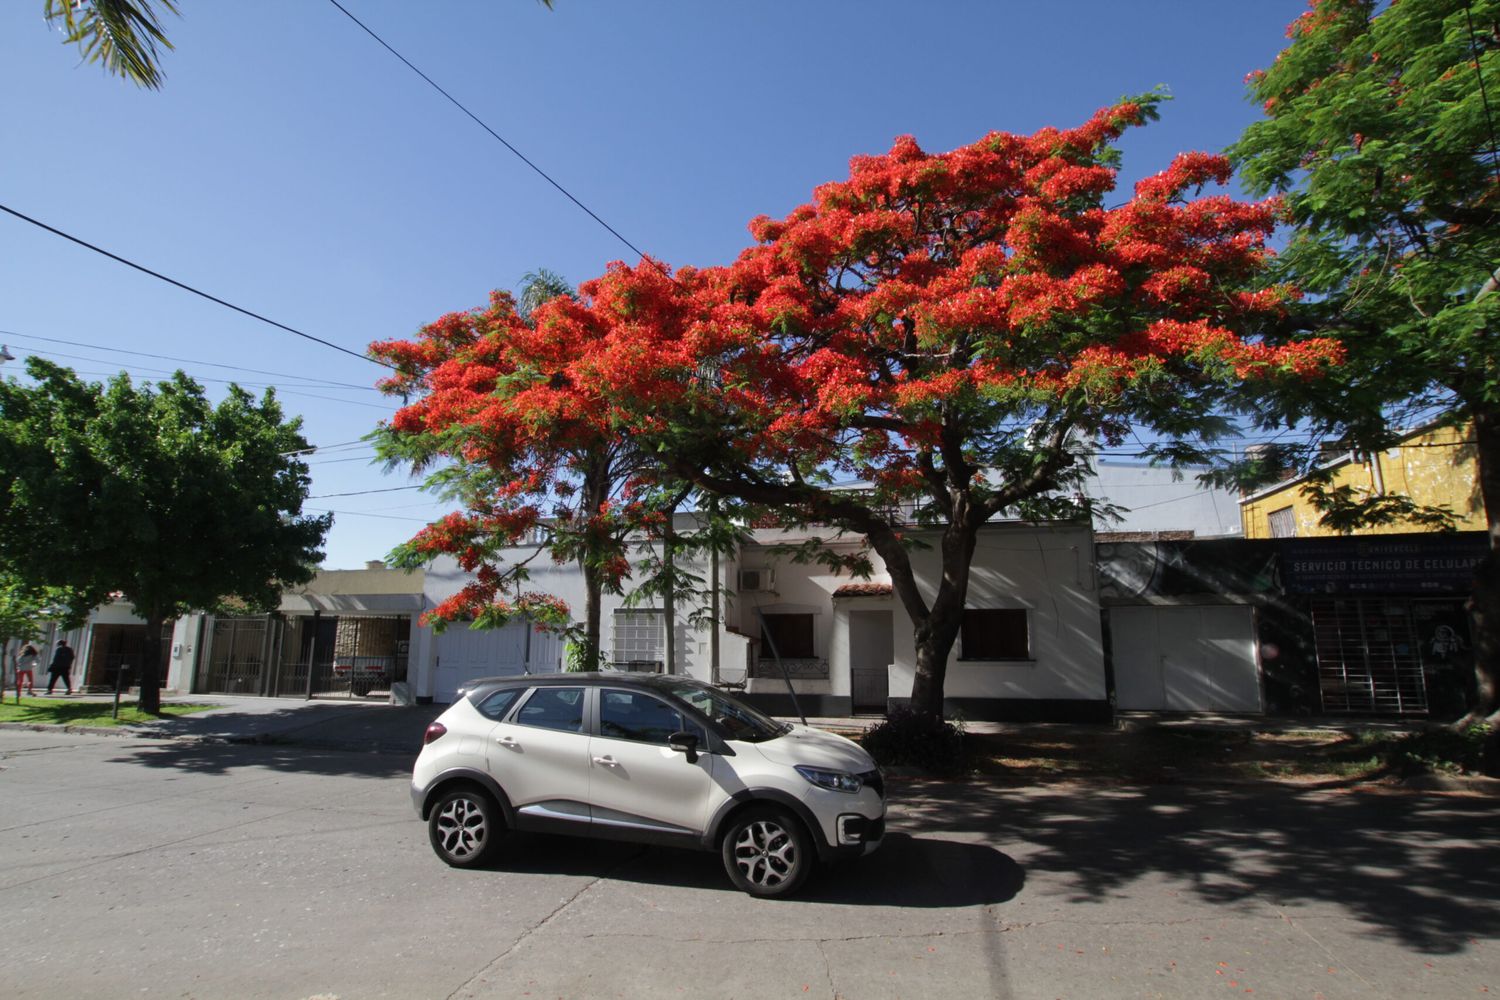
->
434, 794, 488, 861
731, 818, 798, 888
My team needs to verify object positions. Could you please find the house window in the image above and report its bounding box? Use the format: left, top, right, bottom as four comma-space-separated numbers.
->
960, 609, 1030, 660
759, 613, 815, 659
1267, 506, 1297, 538
611, 610, 664, 670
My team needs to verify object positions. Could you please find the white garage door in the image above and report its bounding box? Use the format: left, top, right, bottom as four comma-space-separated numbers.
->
432, 622, 563, 703
1112, 606, 1261, 712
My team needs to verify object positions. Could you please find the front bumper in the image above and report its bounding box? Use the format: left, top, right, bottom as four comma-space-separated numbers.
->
837, 812, 886, 855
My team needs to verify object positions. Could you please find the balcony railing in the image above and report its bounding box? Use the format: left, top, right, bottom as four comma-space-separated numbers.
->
751, 657, 827, 679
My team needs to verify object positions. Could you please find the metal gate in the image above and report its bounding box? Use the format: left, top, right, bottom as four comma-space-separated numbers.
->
1312, 598, 1429, 715
201, 617, 273, 695
198, 614, 410, 698
271, 614, 409, 698
850, 668, 889, 714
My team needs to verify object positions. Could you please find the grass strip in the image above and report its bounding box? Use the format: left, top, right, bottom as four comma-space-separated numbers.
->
0, 697, 221, 728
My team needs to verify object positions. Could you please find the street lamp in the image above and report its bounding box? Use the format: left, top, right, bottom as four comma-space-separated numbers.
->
0, 345, 13, 366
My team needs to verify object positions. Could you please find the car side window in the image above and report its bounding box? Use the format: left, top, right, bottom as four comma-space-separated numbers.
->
514, 687, 586, 733
474, 688, 522, 722
599, 689, 704, 745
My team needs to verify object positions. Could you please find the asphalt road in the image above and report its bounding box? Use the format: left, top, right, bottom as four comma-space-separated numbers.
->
2, 729, 1498, 1000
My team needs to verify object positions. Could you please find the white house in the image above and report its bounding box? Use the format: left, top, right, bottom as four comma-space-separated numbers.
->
416, 515, 1108, 721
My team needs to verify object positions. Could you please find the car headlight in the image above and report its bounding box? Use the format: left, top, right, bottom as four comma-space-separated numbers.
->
794, 765, 863, 794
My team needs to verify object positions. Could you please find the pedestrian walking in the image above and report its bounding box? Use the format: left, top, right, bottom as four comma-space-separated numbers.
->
16, 643, 39, 696
46, 638, 75, 695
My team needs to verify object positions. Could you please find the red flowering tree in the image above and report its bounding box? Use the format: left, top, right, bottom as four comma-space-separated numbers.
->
371, 288, 663, 669
558, 95, 1341, 716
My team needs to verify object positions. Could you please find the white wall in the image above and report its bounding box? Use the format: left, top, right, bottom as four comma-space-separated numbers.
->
888, 524, 1106, 703
419, 512, 736, 697
734, 530, 875, 699
418, 519, 1105, 712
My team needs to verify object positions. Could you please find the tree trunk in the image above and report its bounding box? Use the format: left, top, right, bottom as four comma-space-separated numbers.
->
1464, 407, 1500, 725
663, 515, 676, 676
578, 560, 602, 671
900, 521, 979, 719
709, 499, 720, 684
138, 612, 164, 714
572, 449, 612, 672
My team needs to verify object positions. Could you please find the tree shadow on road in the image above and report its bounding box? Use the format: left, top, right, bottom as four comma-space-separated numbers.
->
895, 779, 1500, 954
107, 740, 414, 779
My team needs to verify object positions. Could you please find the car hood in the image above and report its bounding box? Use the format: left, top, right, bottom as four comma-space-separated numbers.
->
755, 725, 875, 772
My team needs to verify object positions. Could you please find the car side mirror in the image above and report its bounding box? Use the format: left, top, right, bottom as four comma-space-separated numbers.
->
667, 731, 700, 762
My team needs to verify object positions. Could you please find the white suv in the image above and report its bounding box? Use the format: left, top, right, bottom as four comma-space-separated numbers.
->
410, 673, 885, 897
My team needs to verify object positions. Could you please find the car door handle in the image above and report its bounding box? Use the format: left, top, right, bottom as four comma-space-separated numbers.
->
497, 736, 519, 748
592, 755, 620, 767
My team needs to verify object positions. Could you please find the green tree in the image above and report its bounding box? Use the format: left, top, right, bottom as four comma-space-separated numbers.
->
0, 577, 86, 702
0, 359, 331, 712
1232, 0, 1500, 720
43, 0, 181, 90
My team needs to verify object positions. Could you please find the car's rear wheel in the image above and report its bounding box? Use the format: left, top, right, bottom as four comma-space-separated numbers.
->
428, 786, 503, 868
721, 805, 813, 898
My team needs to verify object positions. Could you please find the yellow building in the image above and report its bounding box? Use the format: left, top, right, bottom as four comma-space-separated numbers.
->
1241, 420, 1483, 538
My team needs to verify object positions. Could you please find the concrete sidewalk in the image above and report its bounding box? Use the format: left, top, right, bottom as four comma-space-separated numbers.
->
0, 692, 444, 755
2, 690, 1413, 756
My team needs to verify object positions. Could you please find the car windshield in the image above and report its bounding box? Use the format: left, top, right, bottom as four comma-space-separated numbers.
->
661, 679, 789, 743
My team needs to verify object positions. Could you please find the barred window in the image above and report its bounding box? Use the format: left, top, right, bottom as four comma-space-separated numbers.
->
612, 610, 665, 667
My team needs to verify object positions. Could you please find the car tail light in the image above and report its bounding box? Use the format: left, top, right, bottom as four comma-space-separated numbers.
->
423, 722, 447, 745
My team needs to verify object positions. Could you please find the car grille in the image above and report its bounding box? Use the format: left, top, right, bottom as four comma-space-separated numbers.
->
866, 815, 885, 842
860, 768, 884, 799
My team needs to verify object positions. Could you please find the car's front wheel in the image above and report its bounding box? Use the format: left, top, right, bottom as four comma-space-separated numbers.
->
428, 786, 503, 868
721, 805, 813, 898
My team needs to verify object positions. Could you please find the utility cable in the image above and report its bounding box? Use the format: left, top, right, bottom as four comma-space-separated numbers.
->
53, 367, 395, 411
306, 507, 435, 522
308, 485, 425, 498
11, 345, 380, 394
0, 202, 393, 370
325, 0, 658, 269
0, 330, 380, 390
1463, 0, 1500, 181
282, 438, 374, 457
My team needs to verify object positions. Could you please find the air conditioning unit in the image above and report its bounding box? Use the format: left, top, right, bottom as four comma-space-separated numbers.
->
738, 569, 774, 592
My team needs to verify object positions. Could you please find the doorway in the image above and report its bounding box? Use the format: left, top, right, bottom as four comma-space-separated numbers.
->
848, 610, 892, 714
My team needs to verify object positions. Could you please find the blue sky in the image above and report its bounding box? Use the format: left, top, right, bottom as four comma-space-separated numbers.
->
1, 0, 1308, 569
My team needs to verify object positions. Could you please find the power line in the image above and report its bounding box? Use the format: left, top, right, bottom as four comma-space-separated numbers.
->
326, 0, 654, 265
308, 485, 425, 498
11, 344, 382, 395
51, 367, 396, 412
0, 202, 394, 371
0, 330, 381, 390
282, 438, 375, 457
306, 454, 382, 466
306, 507, 433, 522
